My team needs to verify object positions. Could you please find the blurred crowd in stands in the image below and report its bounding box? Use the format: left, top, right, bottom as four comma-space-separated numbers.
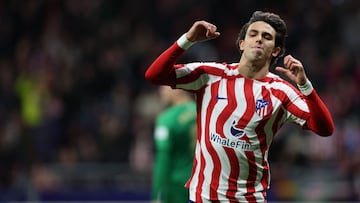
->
0, 0, 359, 201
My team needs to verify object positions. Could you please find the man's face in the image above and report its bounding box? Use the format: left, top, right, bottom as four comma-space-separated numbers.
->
239, 21, 280, 63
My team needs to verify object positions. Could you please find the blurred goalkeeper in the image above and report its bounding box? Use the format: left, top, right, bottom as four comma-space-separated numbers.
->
152, 86, 197, 203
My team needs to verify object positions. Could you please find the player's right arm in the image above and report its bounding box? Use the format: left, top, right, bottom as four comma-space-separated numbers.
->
145, 21, 220, 87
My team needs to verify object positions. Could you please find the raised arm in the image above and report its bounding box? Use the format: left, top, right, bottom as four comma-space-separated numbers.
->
144, 42, 184, 87
276, 55, 334, 136
145, 21, 220, 86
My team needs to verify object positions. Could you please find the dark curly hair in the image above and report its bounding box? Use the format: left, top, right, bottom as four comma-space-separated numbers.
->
236, 11, 288, 66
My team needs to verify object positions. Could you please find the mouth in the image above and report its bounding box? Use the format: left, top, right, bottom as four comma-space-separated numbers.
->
250, 46, 265, 58
252, 46, 263, 50
251, 46, 264, 55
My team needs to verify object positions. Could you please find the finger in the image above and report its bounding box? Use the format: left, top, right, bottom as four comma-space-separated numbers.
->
208, 31, 221, 38
283, 55, 290, 66
283, 55, 297, 68
206, 29, 220, 38
286, 61, 296, 70
206, 24, 218, 37
285, 55, 302, 68
275, 66, 289, 73
290, 67, 299, 75
206, 23, 217, 31
275, 66, 295, 80
285, 59, 301, 70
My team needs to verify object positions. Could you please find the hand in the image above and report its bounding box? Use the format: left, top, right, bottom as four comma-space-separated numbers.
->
186, 20, 220, 43
275, 55, 307, 85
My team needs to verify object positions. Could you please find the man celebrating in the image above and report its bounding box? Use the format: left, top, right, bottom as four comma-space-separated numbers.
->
145, 11, 334, 203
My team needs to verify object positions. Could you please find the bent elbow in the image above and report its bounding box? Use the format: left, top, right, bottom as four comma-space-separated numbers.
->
318, 131, 333, 137
144, 68, 176, 86
144, 69, 155, 83
145, 68, 161, 85
306, 118, 335, 137
317, 123, 335, 137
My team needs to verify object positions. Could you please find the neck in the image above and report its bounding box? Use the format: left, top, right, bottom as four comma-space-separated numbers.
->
172, 95, 192, 106
237, 58, 270, 79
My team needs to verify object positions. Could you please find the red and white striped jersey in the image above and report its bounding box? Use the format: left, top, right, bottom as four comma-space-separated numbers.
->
174, 62, 310, 202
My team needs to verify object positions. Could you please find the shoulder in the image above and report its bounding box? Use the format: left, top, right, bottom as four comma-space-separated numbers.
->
156, 108, 175, 126
176, 62, 234, 75
266, 72, 295, 87
158, 102, 195, 121
156, 106, 194, 132
263, 72, 302, 96
175, 102, 197, 118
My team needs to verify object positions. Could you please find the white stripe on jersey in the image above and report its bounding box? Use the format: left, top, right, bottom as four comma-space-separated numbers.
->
177, 74, 209, 91
189, 141, 201, 201
267, 79, 309, 125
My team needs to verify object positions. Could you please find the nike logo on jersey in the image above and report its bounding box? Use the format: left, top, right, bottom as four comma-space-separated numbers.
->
215, 95, 228, 100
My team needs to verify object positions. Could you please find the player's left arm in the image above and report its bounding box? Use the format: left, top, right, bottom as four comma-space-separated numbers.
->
276, 55, 334, 136
301, 89, 334, 136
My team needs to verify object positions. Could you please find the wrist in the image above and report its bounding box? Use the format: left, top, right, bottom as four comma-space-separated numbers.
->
297, 79, 313, 96
177, 33, 194, 50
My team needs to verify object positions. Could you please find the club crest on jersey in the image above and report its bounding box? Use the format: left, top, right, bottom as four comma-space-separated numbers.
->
230, 120, 244, 137
255, 99, 270, 117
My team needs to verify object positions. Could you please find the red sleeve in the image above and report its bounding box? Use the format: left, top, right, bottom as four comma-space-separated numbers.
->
303, 90, 334, 136
144, 42, 186, 87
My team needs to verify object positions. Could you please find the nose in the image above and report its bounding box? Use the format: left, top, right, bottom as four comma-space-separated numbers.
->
255, 35, 263, 43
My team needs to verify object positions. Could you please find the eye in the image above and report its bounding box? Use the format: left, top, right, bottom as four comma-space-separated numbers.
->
263, 33, 273, 40
248, 30, 258, 37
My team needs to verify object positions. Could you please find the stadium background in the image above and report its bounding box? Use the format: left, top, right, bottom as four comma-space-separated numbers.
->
0, 0, 359, 202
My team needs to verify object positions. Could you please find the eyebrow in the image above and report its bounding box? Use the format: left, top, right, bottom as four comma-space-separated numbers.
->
248, 29, 274, 38
248, 29, 258, 33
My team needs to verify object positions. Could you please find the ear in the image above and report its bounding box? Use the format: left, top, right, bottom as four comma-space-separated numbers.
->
239, 40, 245, 51
272, 47, 281, 57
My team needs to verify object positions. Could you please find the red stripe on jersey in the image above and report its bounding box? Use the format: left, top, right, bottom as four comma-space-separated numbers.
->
245, 151, 257, 202
272, 78, 299, 93
271, 79, 310, 120
196, 152, 205, 203
255, 86, 273, 192
186, 88, 205, 190
271, 88, 309, 120
186, 156, 197, 188
239, 79, 258, 202
193, 88, 205, 203
236, 79, 255, 129
177, 65, 224, 85
203, 81, 221, 200
225, 78, 257, 201
196, 88, 205, 144
272, 108, 285, 137
215, 79, 240, 200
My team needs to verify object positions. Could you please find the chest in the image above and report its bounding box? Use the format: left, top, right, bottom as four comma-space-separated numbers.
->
201, 78, 284, 129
